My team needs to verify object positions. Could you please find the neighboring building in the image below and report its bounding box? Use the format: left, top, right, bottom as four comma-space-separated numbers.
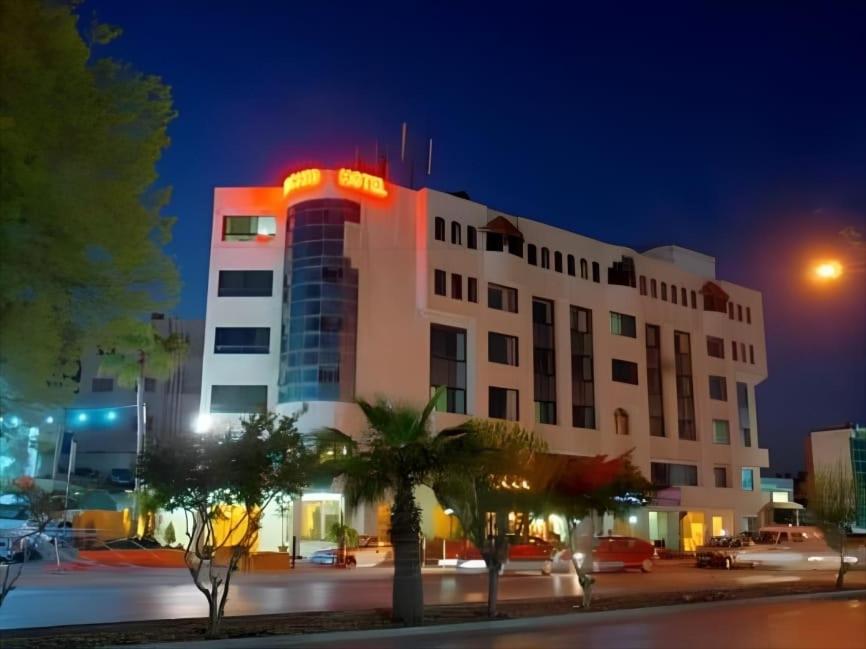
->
199, 167, 770, 552
761, 476, 794, 503
806, 423, 866, 532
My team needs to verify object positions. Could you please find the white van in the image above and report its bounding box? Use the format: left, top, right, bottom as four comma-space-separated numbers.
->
729, 525, 859, 570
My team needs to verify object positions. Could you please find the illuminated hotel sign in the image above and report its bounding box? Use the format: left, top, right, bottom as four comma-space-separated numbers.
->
337, 168, 388, 198
283, 168, 322, 196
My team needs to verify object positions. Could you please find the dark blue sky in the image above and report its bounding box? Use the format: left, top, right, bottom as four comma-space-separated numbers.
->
88, 1, 865, 474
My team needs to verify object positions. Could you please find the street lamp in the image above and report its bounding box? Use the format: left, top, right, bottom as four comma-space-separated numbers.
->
813, 260, 843, 281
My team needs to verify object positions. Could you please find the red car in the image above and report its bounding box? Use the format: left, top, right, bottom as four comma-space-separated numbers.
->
457, 535, 557, 574
592, 536, 655, 572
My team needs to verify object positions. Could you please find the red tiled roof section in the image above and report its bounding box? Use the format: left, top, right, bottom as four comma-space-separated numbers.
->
481, 215, 523, 239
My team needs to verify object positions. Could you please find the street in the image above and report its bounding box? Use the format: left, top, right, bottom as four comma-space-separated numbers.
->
2, 560, 864, 630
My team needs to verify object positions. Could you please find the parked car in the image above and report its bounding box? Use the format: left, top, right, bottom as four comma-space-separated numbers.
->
696, 535, 753, 568
457, 535, 557, 575
726, 525, 859, 570
310, 536, 393, 568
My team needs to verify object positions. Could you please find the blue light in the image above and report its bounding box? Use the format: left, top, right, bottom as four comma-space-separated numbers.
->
106, 410, 117, 421
77, 413, 88, 423
45, 416, 55, 424
9, 416, 20, 427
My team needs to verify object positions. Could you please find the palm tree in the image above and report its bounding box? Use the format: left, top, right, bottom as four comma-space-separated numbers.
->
322, 388, 465, 625
99, 320, 187, 530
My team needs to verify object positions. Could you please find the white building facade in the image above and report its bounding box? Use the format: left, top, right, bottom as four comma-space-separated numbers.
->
199, 168, 770, 552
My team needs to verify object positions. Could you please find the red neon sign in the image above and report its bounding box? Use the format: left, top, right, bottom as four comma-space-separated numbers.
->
337, 168, 388, 198
283, 168, 322, 196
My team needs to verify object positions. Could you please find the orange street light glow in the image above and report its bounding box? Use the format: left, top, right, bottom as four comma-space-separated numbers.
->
283, 168, 322, 196
337, 168, 388, 198
814, 260, 843, 280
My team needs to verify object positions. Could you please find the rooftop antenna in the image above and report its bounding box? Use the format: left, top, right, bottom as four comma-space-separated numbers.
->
427, 137, 433, 176
400, 122, 408, 162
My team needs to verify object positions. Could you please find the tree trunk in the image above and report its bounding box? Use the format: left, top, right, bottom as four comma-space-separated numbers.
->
133, 359, 145, 531
390, 486, 423, 625
836, 534, 848, 589
486, 563, 500, 618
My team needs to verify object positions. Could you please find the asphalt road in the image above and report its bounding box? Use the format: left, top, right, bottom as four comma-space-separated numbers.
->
1, 561, 864, 630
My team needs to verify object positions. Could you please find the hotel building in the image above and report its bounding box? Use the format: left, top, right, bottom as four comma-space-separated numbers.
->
199, 167, 770, 552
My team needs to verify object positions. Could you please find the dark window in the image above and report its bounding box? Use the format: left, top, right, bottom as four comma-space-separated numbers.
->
533, 298, 556, 424
607, 256, 636, 287
451, 273, 462, 300
671, 285, 678, 304
223, 215, 276, 241
639, 276, 647, 295
434, 269, 446, 296
610, 312, 637, 337
489, 332, 519, 366
554, 251, 563, 273
709, 375, 728, 401
737, 305, 743, 322
451, 221, 462, 245
738, 382, 752, 447
707, 336, 725, 359
681, 287, 688, 306
675, 331, 696, 440
467, 225, 478, 249
592, 262, 600, 283
489, 386, 519, 421
732, 340, 738, 361
612, 359, 639, 385
740, 342, 746, 362
580, 259, 589, 279
215, 327, 270, 354
210, 385, 268, 413
567, 255, 576, 276
218, 270, 273, 297
92, 377, 113, 392
527, 244, 537, 265
144, 377, 156, 393
468, 277, 478, 303
486, 231, 504, 251
571, 306, 595, 428
749, 344, 755, 364
690, 290, 697, 309
661, 282, 668, 301
430, 324, 467, 414
646, 324, 664, 437
728, 302, 735, 319
650, 279, 658, 298
714, 466, 728, 488
651, 462, 698, 487
541, 247, 550, 269
507, 235, 524, 257
434, 217, 445, 241
488, 283, 518, 313
746, 307, 752, 324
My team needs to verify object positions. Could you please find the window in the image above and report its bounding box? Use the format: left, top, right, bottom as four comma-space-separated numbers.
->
144, 377, 156, 393
612, 359, 639, 385
528, 244, 537, 266
661, 282, 668, 301
215, 327, 270, 354
486, 231, 504, 251
451, 273, 462, 300
489, 386, 519, 421
541, 247, 550, 269
434, 217, 445, 241
741, 468, 754, 491
607, 256, 636, 287
675, 331, 696, 440
507, 235, 524, 257
430, 324, 467, 414
639, 276, 647, 296
434, 269, 446, 296
690, 290, 697, 309
567, 255, 576, 276
592, 262, 600, 283
709, 375, 728, 401
210, 385, 268, 413
732, 340, 738, 361
646, 324, 665, 437
737, 305, 743, 322
749, 344, 755, 364
671, 285, 678, 304
218, 270, 274, 297
488, 282, 518, 313
746, 307, 751, 324
737, 382, 752, 447
714, 466, 728, 488
468, 277, 478, 303
650, 279, 658, 298
706, 336, 725, 359
92, 377, 113, 392
610, 312, 637, 337
614, 408, 629, 435
533, 298, 556, 424
580, 258, 588, 279
740, 342, 746, 362
554, 251, 563, 273
728, 303, 735, 319
489, 332, 519, 366
467, 226, 478, 249
223, 215, 276, 241
571, 306, 595, 428
713, 419, 731, 444
681, 287, 688, 306
651, 462, 698, 487
451, 221, 461, 245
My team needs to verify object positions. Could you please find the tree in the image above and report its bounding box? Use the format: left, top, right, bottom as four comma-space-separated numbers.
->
99, 320, 188, 529
326, 521, 359, 565
0, 0, 179, 409
431, 420, 546, 618
140, 413, 313, 637
808, 461, 857, 588
163, 521, 177, 547
322, 389, 465, 625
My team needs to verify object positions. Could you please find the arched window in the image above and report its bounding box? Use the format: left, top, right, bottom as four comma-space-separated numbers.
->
567, 254, 576, 276
451, 221, 461, 245
434, 217, 445, 241
671, 285, 678, 304
614, 408, 629, 436
467, 225, 477, 249
541, 247, 550, 269
591, 261, 600, 283
681, 287, 687, 306
690, 290, 697, 309
580, 258, 588, 279
554, 251, 563, 273
527, 244, 537, 266
639, 275, 647, 295
661, 282, 668, 301
650, 279, 658, 298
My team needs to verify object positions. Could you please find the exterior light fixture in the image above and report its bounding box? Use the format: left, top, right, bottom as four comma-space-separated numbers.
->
814, 260, 843, 280
77, 413, 88, 423
628, 515, 638, 524
443, 508, 454, 516
45, 416, 54, 424
106, 411, 117, 421
194, 413, 212, 434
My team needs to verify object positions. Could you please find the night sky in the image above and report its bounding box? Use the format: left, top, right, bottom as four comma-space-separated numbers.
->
87, 1, 865, 474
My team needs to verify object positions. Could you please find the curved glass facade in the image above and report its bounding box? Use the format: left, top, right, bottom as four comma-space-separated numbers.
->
278, 199, 360, 403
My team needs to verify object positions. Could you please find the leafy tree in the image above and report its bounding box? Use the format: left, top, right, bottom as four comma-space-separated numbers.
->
322, 389, 465, 625
140, 413, 313, 637
163, 521, 177, 547
431, 420, 546, 618
0, 0, 179, 409
808, 461, 857, 588
326, 521, 359, 565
